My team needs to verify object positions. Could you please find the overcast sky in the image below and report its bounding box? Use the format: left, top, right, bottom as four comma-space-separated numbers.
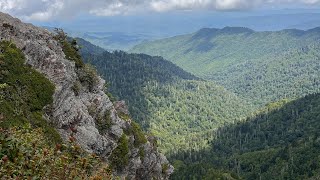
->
0, 0, 319, 21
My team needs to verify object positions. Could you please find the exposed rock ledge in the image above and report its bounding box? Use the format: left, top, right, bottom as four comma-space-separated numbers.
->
0, 12, 173, 179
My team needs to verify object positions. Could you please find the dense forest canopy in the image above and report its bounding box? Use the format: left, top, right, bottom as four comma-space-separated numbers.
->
171, 93, 320, 179
79, 42, 254, 154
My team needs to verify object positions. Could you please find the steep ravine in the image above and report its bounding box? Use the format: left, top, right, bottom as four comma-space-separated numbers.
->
0, 12, 173, 179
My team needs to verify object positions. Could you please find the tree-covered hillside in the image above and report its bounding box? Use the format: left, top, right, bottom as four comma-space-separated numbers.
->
79, 44, 254, 154
171, 93, 320, 179
131, 27, 320, 106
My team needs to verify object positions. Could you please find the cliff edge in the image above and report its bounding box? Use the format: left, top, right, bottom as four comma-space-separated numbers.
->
0, 12, 173, 179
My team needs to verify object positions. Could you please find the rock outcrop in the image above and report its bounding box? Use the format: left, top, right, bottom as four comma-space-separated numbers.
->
0, 12, 173, 179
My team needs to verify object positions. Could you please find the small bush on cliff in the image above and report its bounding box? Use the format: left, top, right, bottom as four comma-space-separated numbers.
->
118, 111, 131, 121
139, 147, 145, 160
54, 29, 100, 92
123, 121, 147, 147
131, 121, 147, 147
78, 64, 100, 92
96, 110, 113, 134
162, 163, 169, 174
71, 80, 81, 96
54, 28, 84, 68
110, 134, 129, 171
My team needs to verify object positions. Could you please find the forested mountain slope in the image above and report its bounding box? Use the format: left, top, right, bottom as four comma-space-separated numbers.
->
131, 27, 320, 106
79, 42, 254, 154
171, 93, 320, 179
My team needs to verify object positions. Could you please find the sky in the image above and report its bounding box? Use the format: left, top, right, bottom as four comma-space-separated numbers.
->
0, 0, 319, 22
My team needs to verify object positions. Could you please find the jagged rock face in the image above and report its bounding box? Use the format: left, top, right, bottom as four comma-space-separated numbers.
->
0, 12, 173, 179
114, 100, 130, 116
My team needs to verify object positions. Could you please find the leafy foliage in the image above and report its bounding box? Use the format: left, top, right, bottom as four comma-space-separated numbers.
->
54, 28, 84, 68
77, 63, 100, 92
110, 134, 129, 171
96, 110, 112, 134
131, 121, 147, 147
0, 41, 60, 144
0, 124, 112, 179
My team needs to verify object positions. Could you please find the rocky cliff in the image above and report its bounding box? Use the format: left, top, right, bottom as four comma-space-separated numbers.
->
0, 12, 173, 179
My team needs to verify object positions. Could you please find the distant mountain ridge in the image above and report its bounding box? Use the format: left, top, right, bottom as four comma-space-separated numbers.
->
193, 26, 320, 37
131, 26, 320, 107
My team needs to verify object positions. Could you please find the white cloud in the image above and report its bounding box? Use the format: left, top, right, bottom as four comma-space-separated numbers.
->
150, 0, 260, 11
0, 0, 64, 21
24, 0, 64, 21
0, 0, 319, 21
88, 1, 149, 16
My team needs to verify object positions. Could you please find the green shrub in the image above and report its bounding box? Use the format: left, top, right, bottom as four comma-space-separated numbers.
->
110, 134, 129, 171
131, 122, 147, 147
31, 111, 62, 144
118, 112, 131, 121
71, 81, 81, 96
0, 41, 59, 144
96, 110, 112, 134
0, 83, 7, 101
123, 121, 147, 147
61, 40, 84, 68
0, 124, 113, 179
54, 29, 84, 68
0, 83, 7, 89
88, 104, 97, 116
78, 64, 100, 92
138, 147, 145, 160
162, 163, 169, 174
106, 91, 117, 102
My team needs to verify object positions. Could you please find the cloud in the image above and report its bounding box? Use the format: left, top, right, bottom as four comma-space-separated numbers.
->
0, 0, 64, 21
88, 0, 150, 16
150, 0, 259, 11
0, 0, 319, 21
